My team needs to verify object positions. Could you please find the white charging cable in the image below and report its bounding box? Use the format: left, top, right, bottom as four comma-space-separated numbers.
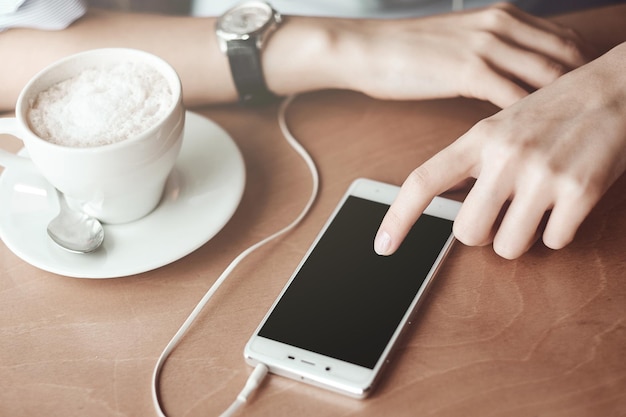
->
151, 94, 319, 417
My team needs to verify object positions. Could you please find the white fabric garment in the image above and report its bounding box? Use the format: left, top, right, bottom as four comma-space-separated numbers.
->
0, 0, 86, 30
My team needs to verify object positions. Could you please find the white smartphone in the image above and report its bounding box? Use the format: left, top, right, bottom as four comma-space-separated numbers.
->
244, 178, 461, 398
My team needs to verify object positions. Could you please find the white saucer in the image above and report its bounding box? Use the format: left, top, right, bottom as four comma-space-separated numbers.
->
0, 111, 246, 278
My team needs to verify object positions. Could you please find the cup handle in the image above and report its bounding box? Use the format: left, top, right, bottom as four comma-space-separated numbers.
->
0, 117, 33, 171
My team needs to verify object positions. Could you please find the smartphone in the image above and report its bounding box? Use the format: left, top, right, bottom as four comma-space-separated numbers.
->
244, 178, 461, 398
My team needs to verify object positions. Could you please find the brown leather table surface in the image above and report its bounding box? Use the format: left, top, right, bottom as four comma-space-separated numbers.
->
1, 5, 625, 417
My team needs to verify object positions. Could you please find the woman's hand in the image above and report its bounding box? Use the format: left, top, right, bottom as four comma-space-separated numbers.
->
374, 42, 626, 259
335, 2, 594, 108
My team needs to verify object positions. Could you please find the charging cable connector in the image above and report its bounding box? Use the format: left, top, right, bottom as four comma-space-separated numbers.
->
220, 363, 270, 417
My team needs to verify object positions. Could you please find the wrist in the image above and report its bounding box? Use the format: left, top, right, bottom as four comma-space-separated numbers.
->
582, 42, 626, 110
263, 16, 362, 96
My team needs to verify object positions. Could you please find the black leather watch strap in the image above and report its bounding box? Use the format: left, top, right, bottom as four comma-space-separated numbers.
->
227, 39, 276, 106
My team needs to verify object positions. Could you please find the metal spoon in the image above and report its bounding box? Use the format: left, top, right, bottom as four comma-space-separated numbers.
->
47, 191, 105, 253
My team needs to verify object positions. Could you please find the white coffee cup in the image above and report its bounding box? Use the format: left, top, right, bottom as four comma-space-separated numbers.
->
0, 48, 184, 224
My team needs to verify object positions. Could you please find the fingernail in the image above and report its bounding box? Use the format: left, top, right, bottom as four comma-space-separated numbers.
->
374, 230, 391, 255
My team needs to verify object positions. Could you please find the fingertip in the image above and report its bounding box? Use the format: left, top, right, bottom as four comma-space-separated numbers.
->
492, 240, 524, 260
374, 229, 392, 256
542, 230, 574, 251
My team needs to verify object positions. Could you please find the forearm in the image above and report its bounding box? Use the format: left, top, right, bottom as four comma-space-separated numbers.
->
0, 9, 234, 111
0, 8, 357, 112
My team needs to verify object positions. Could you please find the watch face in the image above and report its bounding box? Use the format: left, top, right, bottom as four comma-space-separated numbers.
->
219, 3, 273, 36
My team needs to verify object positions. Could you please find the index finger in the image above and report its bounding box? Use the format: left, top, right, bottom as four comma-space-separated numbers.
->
374, 143, 474, 255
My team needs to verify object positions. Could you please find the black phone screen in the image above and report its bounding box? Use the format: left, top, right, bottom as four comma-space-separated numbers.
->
258, 196, 453, 369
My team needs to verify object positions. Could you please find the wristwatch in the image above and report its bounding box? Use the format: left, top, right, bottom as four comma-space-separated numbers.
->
216, 1, 282, 105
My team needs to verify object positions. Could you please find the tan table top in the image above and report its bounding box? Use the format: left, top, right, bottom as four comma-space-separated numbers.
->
1, 5, 625, 417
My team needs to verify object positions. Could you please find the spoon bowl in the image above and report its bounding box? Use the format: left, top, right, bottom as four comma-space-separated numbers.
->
47, 191, 105, 253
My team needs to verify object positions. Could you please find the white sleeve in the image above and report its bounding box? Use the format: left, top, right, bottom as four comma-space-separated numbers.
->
0, 0, 87, 31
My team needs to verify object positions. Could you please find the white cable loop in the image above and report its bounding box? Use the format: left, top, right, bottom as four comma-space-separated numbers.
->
151, 94, 318, 417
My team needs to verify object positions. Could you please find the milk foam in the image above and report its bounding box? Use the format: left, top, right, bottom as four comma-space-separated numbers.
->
28, 61, 173, 147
